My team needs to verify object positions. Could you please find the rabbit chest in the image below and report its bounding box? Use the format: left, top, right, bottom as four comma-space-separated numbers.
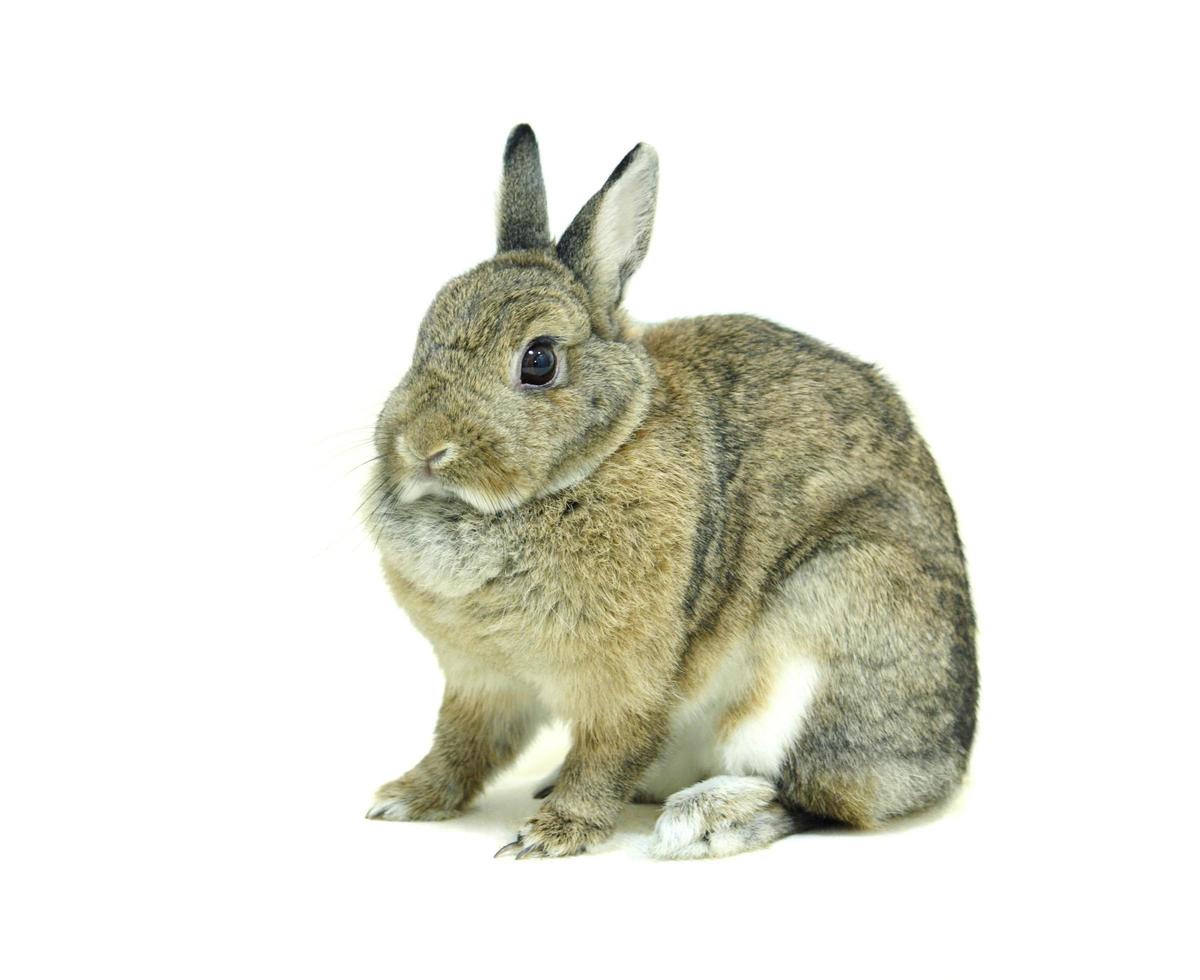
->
379, 478, 694, 707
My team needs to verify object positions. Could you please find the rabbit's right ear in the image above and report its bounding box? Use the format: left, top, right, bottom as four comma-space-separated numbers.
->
497, 124, 551, 253
557, 143, 658, 319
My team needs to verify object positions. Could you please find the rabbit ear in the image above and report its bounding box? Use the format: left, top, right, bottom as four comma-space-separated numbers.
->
496, 124, 551, 253
557, 143, 658, 314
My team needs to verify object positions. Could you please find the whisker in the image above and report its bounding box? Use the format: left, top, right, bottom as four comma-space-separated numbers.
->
324, 437, 380, 460
367, 477, 403, 548
355, 472, 388, 519
346, 455, 383, 476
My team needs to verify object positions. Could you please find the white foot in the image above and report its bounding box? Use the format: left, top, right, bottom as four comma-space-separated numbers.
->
365, 778, 460, 821
650, 775, 795, 859
365, 797, 412, 821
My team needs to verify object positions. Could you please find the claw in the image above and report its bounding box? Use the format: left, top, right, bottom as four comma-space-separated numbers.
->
532, 785, 553, 800
515, 844, 544, 860
493, 839, 524, 858
365, 798, 409, 821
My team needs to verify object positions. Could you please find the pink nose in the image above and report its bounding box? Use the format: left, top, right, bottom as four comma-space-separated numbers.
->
423, 448, 448, 475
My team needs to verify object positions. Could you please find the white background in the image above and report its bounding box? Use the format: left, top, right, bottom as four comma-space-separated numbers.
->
2, 2, 1196, 976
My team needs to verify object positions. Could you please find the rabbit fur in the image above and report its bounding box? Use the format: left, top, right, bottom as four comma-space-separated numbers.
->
363, 125, 977, 859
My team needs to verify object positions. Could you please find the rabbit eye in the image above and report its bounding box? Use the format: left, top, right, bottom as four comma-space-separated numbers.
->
520, 341, 557, 386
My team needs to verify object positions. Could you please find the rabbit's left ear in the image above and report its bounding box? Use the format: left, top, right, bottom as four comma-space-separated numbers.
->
557, 143, 658, 315
497, 124, 552, 253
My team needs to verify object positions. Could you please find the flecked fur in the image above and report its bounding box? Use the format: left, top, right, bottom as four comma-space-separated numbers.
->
363, 125, 977, 858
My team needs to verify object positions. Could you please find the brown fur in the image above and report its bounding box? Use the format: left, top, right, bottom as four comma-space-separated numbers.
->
362, 126, 976, 856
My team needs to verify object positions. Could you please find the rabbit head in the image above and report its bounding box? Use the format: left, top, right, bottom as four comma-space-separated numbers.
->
374, 125, 659, 513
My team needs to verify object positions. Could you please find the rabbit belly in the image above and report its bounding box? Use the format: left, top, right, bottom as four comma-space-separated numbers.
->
717, 658, 821, 775
637, 650, 821, 801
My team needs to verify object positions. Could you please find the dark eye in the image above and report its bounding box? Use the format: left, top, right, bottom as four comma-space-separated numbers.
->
520, 341, 557, 386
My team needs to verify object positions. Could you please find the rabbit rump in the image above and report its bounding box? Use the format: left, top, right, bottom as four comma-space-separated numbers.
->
363, 125, 977, 859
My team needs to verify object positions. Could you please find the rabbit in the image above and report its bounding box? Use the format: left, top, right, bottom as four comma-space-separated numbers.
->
362, 124, 977, 859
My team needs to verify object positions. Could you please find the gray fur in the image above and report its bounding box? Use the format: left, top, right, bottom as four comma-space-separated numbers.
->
496, 124, 551, 253
364, 126, 977, 857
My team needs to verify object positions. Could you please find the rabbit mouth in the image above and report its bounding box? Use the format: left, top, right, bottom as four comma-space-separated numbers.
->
373, 430, 533, 515
391, 467, 527, 515
396, 471, 458, 505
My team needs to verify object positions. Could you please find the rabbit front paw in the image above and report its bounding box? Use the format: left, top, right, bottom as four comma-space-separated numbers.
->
365, 774, 464, 822
494, 803, 610, 859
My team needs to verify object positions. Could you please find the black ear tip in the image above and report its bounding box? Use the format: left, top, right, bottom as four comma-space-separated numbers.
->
606, 142, 656, 186
505, 123, 538, 159
628, 142, 658, 164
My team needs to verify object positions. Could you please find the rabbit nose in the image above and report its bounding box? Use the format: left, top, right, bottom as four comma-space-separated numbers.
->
393, 432, 454, 471
423, 447, 449, 475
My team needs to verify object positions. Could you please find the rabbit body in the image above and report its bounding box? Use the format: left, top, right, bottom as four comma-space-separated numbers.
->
364, 128, 976, 858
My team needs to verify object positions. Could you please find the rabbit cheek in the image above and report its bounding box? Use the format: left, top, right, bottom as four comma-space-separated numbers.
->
446, 443, 535, 513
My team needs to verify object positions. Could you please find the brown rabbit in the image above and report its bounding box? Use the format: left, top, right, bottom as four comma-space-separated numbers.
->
363, 125, 977, 858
